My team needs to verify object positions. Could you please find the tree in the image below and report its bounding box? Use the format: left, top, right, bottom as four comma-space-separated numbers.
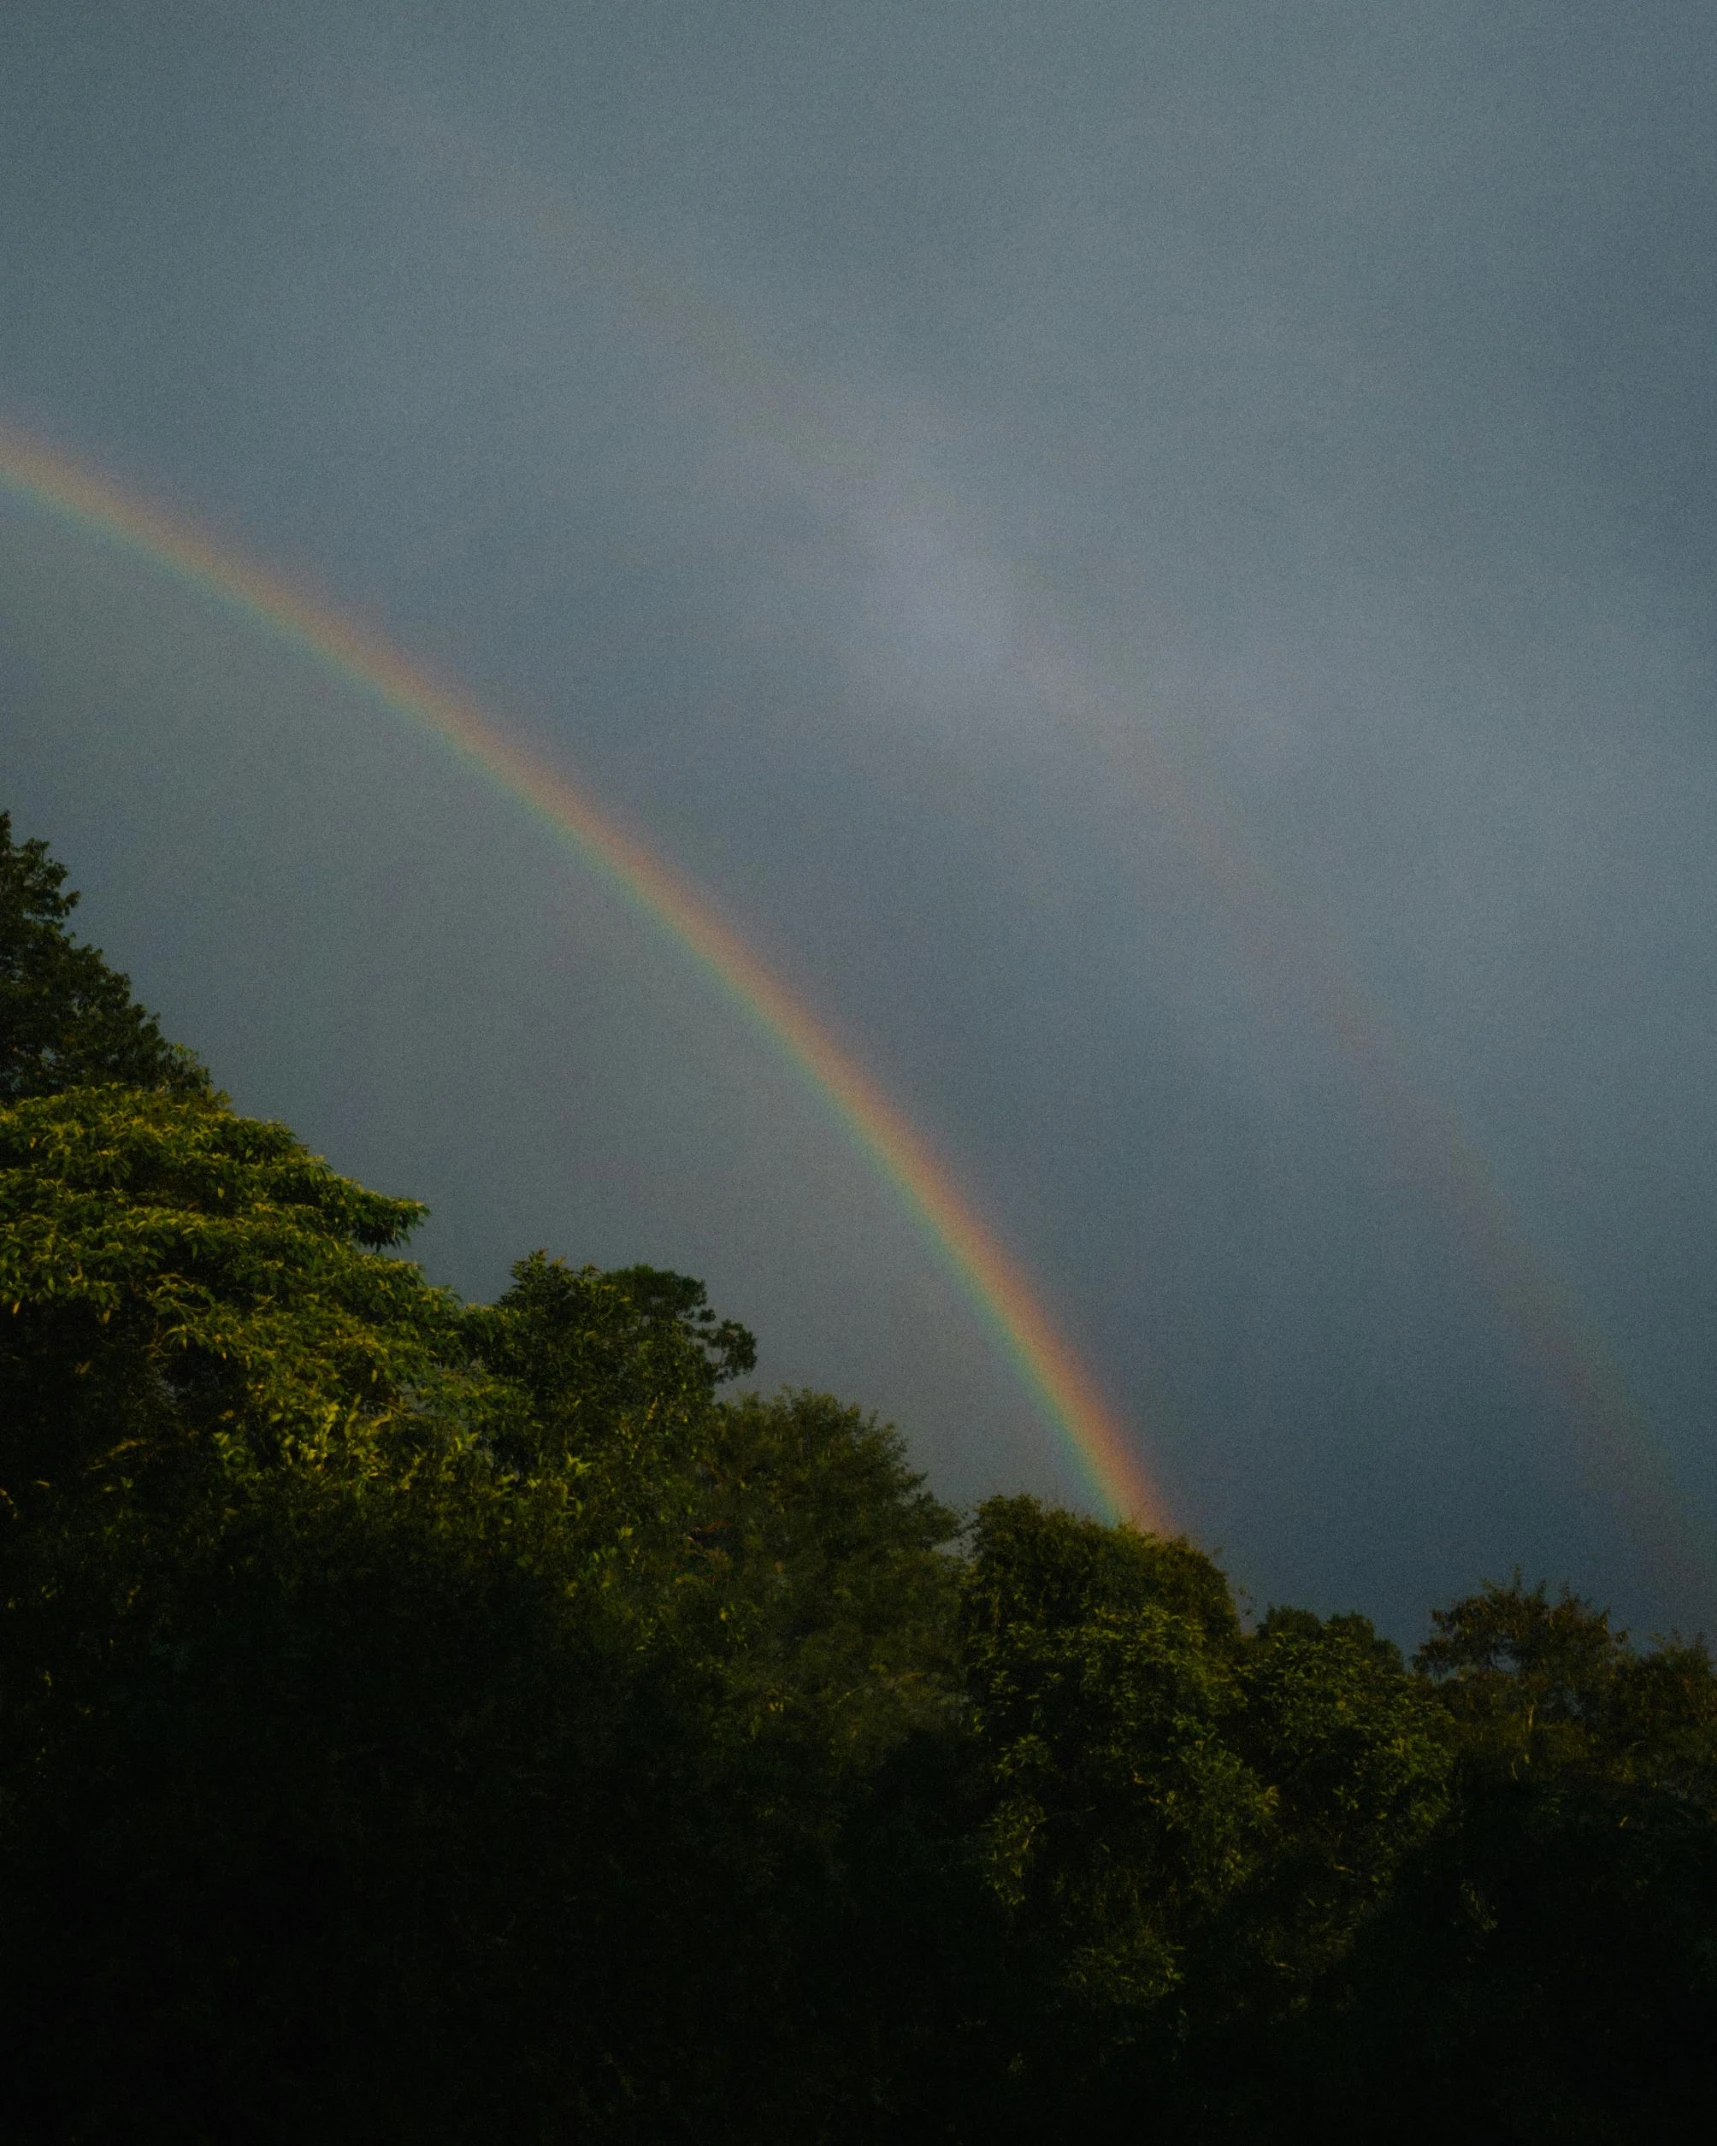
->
1322, 1581, 1717, 2143
7, 809, 1716, 2144
959, 1498, 1268, 2131
0, 810, 207, 1098
1240, 1606, 1449, 1921
0, 815, 994, 2142
0, 1083, 474, 1523
1170, 1606, 1450, 2139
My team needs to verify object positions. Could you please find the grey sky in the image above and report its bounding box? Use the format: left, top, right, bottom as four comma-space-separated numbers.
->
3, 0, 1714, 1635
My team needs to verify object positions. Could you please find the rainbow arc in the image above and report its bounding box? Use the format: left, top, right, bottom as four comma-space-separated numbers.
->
0, 422, 1168, 1531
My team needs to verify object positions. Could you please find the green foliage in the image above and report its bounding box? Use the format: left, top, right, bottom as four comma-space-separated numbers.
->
462, 1250, 753, 1559
2, 813, 1716, 2144
1325, 1581, 1717, 2143
1171, 1605, 1454, 2137
0, 1083, 475, 1519
0, 811, 208, 1098
695, 1388, 962, 1748
1417, 1573, 1717, 1797
959, 1498, 1267, 2125
1241, 1604, 1449, 1924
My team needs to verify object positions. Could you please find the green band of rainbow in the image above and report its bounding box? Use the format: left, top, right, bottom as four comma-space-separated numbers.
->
0, 422, 1168, 1530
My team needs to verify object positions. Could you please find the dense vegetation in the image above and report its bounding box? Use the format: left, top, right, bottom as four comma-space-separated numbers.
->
2, 810, 1714, 2142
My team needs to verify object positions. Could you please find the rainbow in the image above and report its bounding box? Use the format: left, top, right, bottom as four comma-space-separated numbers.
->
348, 104, 1717, 1614
0, 421, 1168, 1531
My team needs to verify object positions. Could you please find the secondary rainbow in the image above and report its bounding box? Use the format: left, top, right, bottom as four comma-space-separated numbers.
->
0, 422, 1167, 1531
340, 114, 1713, 1606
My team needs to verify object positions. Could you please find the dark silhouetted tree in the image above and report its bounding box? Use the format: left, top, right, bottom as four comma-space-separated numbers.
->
0, 810, 207, 1098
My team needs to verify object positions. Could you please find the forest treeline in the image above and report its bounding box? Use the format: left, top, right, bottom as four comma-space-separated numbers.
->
2, 810, 1714, 2143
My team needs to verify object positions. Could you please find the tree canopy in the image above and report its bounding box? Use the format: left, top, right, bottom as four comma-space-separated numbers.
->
1, 813, 1713, 2143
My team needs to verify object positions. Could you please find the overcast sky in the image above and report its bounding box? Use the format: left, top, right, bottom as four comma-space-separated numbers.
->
3, 0, 1715, 1635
